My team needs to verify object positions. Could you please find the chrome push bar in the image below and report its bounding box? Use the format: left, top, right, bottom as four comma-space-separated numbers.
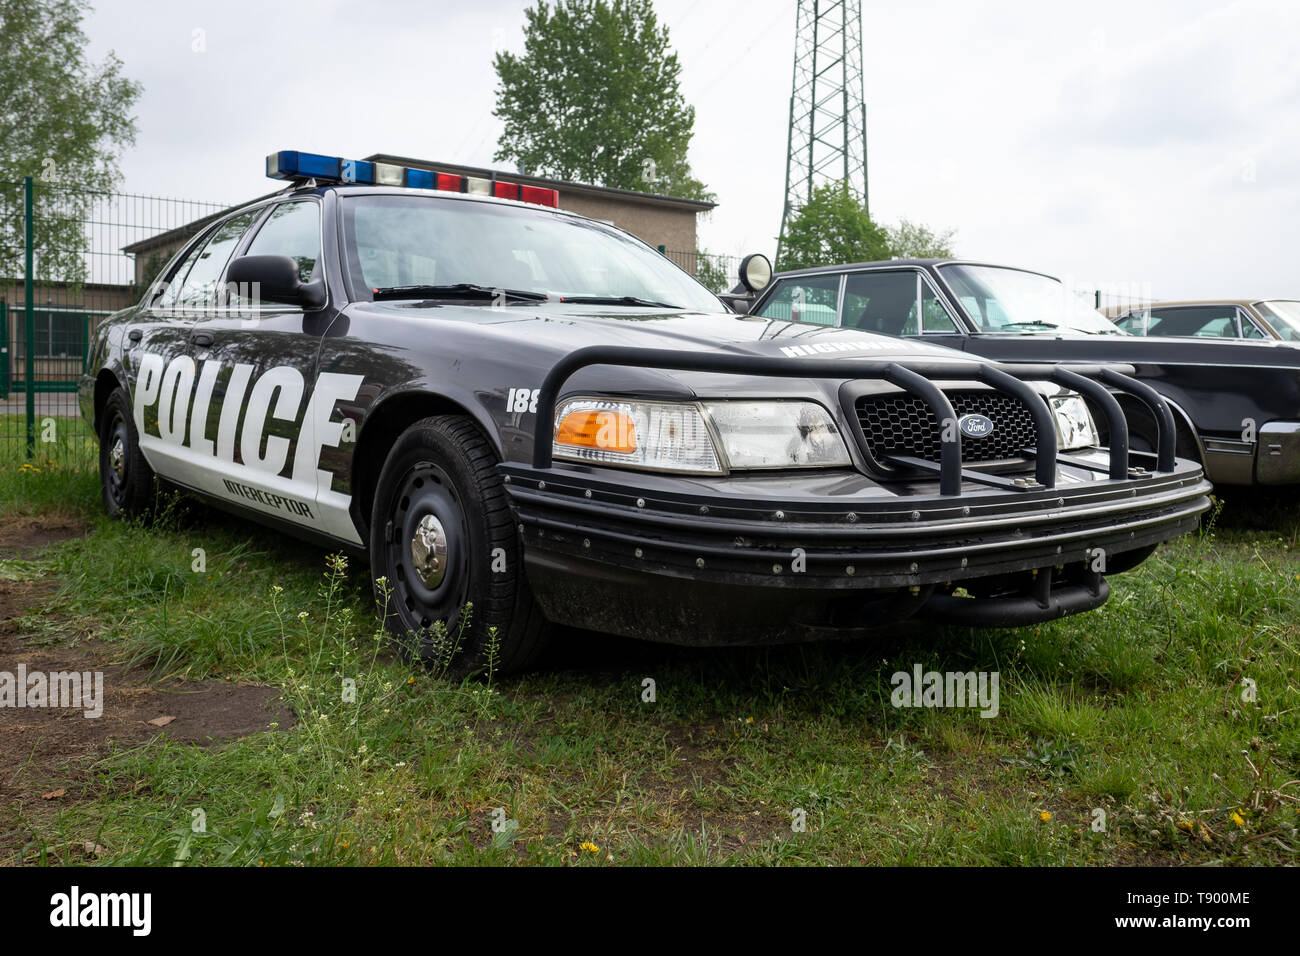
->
529, 346, 1177, 496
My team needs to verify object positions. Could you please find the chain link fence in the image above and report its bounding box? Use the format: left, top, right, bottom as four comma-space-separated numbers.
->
1, 178, 228, 464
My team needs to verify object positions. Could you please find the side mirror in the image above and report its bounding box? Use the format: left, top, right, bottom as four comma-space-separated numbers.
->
226, 255, 326, 310
738, 253, 773, 294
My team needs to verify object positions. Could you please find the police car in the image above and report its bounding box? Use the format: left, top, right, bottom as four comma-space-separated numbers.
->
80, 150, 1212, 674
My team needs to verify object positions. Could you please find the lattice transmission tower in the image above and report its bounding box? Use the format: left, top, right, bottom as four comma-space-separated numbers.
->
777, 0, 868, 261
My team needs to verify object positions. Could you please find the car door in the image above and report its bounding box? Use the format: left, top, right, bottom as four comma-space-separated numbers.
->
186, 198, 359, 541
126, 211, 259, 484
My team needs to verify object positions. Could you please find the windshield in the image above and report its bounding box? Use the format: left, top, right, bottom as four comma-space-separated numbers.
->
340, 194, 723, 312
1255, 300, 1300, 341
938, 264, 1125, 335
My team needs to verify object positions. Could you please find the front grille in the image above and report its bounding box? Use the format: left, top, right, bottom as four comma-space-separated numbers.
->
855, 390, 1039, 465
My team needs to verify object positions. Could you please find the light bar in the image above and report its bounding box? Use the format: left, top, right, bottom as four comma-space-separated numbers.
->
265, 150, 560, 208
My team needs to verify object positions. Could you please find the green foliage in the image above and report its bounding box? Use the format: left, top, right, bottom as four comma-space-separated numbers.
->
885, 217, 957, 259
693, 250, 730, 294
779, 182, 958, 270
777, 180, 890, 271
0, 0, 141, 281
492, 0, 712, 201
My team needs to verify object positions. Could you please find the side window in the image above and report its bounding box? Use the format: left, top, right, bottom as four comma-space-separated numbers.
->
1240, 311, 1266, 339
1115, 312, 1148, 335
155, 240, 206, 310
755, 276, 841, 326
244, 201, 322, 283
176, 212, 261, 309
919, 280, 958, 333
1146, 306, 1239, 338
842, 271, 923, 335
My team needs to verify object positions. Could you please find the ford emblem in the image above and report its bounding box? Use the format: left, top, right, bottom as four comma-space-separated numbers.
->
958, 413, 995, 439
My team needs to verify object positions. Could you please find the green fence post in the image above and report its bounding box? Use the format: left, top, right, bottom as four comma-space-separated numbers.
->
0, 301, 8, 396
24, 176, 35, 458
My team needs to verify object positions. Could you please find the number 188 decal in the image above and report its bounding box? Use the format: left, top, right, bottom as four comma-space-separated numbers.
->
506, 387, 539, 414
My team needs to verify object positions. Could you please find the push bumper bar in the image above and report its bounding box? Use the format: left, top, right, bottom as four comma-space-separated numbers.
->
502, 347, 1209, 640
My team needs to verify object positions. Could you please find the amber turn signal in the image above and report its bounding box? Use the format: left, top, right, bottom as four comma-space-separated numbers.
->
555, 409, 638, 454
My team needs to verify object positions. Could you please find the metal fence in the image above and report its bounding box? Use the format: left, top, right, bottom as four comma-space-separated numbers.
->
0, 185, 757, 465
661, 248, 746, 294
1, 178, 228, 462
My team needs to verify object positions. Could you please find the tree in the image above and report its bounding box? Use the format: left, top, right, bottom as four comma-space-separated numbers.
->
492, 0, 712, 201
885, 218, 957, 259
692, 250, 729, 294
776, 181, 890, 272
0, 0, 141, 282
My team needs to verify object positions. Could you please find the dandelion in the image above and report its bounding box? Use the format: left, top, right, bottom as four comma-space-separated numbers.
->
1230, 810, 1246, 827
745, 716, 754, 724
579, 841, 600, 853
1176, 820, 1194, 832
1038, 811, 1052, 822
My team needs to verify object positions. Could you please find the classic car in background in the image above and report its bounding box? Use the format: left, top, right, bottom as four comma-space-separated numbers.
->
748, 259, 1300, 488
1107, 299, 1300, 342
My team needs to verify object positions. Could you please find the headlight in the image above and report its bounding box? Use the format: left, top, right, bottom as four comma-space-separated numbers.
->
1049, 393, 1099, 451
703, 400, 851, 469
551, 398, 852, 473
553, 399, 723, 473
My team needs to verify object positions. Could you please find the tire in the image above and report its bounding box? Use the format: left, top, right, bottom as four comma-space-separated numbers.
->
369, 415, 550, 677
1122, 404, 1200, 464
98, 386, 157, 519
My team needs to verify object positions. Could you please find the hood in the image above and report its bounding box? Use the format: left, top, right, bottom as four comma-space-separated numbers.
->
361, 300, 976, 365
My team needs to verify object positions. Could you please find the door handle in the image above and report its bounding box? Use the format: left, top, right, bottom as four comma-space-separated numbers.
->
191, 332, 213, 347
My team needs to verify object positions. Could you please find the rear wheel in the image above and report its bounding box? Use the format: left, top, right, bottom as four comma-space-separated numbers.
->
369, 415, 550, 677
98, 386, 156, 518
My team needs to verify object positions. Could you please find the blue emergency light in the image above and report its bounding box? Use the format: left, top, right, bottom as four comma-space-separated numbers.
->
265, 150, 559, 207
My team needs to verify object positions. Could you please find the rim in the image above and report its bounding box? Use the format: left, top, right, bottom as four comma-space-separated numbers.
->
104, 409, 130, 507
384, 460, 470, 633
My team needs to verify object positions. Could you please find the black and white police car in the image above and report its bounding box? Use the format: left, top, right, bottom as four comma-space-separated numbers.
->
80, 150, 1211, 674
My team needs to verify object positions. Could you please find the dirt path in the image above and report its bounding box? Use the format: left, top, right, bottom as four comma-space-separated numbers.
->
0, 515, 293, 859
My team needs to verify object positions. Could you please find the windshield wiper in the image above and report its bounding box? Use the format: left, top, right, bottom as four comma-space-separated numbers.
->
371, 283, 549, 303
559, 295, 680, 309
998, 321, 1064, 332
997, 320, 1111, 335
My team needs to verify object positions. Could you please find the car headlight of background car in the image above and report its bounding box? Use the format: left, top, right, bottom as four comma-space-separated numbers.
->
1049, 393, 1100, 451
552, 398, 851, 473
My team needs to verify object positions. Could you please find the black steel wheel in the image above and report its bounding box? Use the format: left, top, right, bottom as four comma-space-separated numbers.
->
98, 386, 156, 518
369, 415, 549, 676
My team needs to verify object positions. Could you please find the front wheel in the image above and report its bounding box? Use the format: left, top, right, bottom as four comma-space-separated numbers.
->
368, 415, 550, 677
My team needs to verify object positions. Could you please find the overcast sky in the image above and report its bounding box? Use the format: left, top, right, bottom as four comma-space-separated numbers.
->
85, 0, 1299, 299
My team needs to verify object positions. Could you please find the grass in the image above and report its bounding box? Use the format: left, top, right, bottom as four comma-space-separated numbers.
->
2, 437, 1298, 866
